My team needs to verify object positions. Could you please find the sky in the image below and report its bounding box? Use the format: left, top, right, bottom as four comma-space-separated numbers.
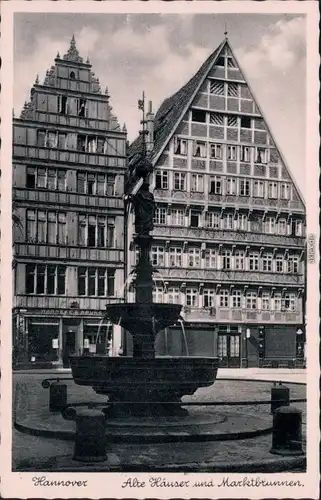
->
13, 13, 306, 196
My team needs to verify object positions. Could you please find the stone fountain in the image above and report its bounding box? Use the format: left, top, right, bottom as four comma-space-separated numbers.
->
70, 157, 219, 418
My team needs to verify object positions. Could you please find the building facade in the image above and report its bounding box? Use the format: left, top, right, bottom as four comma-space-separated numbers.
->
12, 37, 127, 368
128, 38, 306, 367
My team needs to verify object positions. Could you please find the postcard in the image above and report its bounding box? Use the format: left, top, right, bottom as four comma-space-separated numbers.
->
1, 1, 319, 498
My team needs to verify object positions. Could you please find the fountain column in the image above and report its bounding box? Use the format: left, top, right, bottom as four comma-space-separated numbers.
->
131, 166, 157, 359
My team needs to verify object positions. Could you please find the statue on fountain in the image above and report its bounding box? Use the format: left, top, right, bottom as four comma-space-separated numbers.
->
132, 181, 155, 236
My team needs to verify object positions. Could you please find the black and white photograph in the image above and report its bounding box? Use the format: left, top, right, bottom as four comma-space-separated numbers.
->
1, 1, 319, 498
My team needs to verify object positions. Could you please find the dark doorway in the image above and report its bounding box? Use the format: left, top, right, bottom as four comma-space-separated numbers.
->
62, 330, 76, 368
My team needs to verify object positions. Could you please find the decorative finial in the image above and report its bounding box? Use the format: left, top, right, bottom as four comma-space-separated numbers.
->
105, 86, 110, 97
63, 34, 83, 63
86, 56, 90, 64
224, 23, 228, 39
12, 108, 15, 118
35, 74, 39, 85
71, 34, 76, 48
122, 123, 127, 133
56, 51, 60, 59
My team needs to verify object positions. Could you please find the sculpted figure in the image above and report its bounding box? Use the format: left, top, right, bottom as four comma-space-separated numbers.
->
132, 180, 155, 235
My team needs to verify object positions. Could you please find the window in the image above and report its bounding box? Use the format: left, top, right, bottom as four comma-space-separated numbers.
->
235, 251, 244, 270
239, 179, 250, 196
222, 250, 232, 270
209, 176, 222, 195
274, 293, 282, 311
262, 292, 270, 310
295, 220, 303, 236
76, 172, 115, 196
220, 290, 229, 307
174, 138, 187, 155
78, 215, 114, 247
246, 292, 257, 309
255, 147, 268, 164
227, 56, 236, 68
223, 213, 234, 230
227, 145, 237, 160
227, 83, 238, 97
77, 99, 87, 117
287, 256, 299, 273
226, 177, 237, 195
205, 249, 216, 268
171, 208, 185, 226
210, 144, 222, 159
193, 141, 206, 158
167, 287, 180, 304
240, 146, 250, 162
275, 255, 284, 273
205, 212, 220, 229
70, 71, 76, 79
280, 183, 290, 200
216, 56, 225, 67
210, 113, 224, 126
268, 182, 278, 199
191, 109, 206, 123
190, 211, 200, 228
249, 252, 259, 271
26, 210, 66, 244
232, 290, 242, 308
77, 135, 86, 152
174, 172, 186, 191
204, 289, 215, 307
153, 287, 164, 303
253, 180, 264, 198
191, 174, 204, 192
278, 218, 287, 235
186, 288, 198, 307
240, 116, 252, 128
26, 167, 36, 188
58, 95, 68, 114
254, 118, 265, 130
236, 214, 248, 231
78, 268, 115, 297
188, 248, 201, 267
282, 293, 296, 311
154, 207, 167, 225
169, 247, 182, 267
210, 81, 224, 95
155, 170, 168, 190
37, 130, 46, 147
151, 246, 165, 267
227, 115, 237, 127
26, 264, 66, 295
262, 253, 273, 272
264, 217, 276, 234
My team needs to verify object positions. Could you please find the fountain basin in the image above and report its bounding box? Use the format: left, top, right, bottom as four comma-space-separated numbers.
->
70, 356, 219, 416
105, 303, 182, 335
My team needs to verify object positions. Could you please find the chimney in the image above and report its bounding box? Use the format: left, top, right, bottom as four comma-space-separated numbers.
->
146, 100, 155, 153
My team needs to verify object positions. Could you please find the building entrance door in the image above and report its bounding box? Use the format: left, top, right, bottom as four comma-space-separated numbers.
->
62, 319, 79, 367
218, 334, 240, 368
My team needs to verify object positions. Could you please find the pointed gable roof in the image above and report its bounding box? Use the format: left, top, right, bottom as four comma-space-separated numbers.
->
128, 39, 225, 170
63, 34, 83, 64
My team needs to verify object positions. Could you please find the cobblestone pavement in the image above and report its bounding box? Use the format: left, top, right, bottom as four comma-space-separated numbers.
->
12, 373, 306, 471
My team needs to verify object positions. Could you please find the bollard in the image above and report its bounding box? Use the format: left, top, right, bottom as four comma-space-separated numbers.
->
270, 406, 304, 456
49, 382, 67, 412
73, 408, 107, 462
271, 382, 290, 414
